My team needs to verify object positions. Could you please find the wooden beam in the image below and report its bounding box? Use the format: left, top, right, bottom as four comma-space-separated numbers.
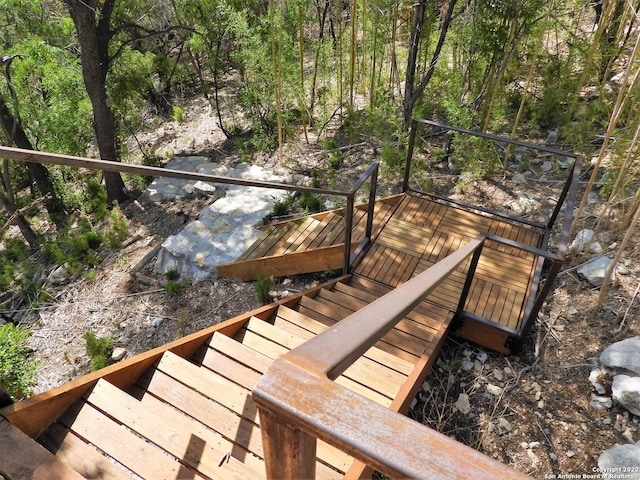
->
0, 417, 85, 480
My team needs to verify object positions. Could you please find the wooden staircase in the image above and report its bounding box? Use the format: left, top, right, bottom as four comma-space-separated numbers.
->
35, 275, 452, 479
216, 197, 401, 280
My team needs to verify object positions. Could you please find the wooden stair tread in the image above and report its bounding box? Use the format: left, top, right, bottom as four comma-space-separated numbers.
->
297, 295, 429, 360
88, 378, 261, 479
316, 287, 440, 341
275, 304, 415, 376
57, 381, 212, 480
205, 333, 353, 474
243, 317, 404, 400
237, 320, 392, 407
143, 367, 264, 456
265, 216, 317, 256
295, 212, 340, 251
335, 279, 449, 326
270, 312, 409, 396
237, 225, 286, 261
0, 416, 87, 480
39, 423, 134, 480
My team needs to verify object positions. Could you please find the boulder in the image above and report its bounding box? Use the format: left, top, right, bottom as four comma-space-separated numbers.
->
577, 256, 614, 286
598, 443, 640, 480
600, 337, 640, 375
611, 375, 640, 416
154, 161, 289, 279
571, 229, 603, 254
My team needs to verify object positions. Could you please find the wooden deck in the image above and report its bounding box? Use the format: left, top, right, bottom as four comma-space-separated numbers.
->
353, 194, 542, 335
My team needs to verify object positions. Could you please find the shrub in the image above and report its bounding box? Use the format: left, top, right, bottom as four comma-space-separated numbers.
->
299, 192, 322, 213
165, 268, 180, 281
83, 331, 113, 371
164, 280, 182, 296
172, 106, 185, 123
105, 206, 129, 249
255, 274, 272, 304
0, 323, 39, 400
271, 195, 295, 217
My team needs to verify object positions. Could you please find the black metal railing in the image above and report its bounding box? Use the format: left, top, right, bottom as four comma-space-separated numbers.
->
0, 146, 380, 275
402, 119, 583, 343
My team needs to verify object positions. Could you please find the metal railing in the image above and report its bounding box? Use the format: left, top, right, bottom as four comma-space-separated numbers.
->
402, 119, 583, 342
0, 146, 379, 275
253, 236, 531, 479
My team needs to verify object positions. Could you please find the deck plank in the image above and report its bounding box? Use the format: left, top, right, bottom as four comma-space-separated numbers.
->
39, 424, 134, 480
297, 296, 430, 360
86, 378, 263, 479
58, 385, 212, 480
275, 305, 415, 376
239, 327, 392, 406
245, 318, 405, 400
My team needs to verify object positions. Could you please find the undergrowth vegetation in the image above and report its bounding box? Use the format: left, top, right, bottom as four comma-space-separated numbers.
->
0, 323, 40, 400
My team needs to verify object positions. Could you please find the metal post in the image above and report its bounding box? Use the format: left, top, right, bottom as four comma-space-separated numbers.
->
365, 163, 378, 240
455, 238, 485, 320
344, 194, 355, 274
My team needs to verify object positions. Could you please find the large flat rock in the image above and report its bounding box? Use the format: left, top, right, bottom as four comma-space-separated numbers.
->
151, 157, 289, 279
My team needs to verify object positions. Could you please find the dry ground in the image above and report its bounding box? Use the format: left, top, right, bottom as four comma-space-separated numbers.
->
13, 99, 640, 478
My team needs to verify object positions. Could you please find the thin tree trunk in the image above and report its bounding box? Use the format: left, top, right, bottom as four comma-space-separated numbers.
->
269, 0, 284, 161
0, 95, 66, 222
402, 0, 457, 131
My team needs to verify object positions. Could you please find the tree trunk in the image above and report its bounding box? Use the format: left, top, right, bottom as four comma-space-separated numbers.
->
64, 0, 127, 204
402, 0, 457, 132
0, 94, 66, 221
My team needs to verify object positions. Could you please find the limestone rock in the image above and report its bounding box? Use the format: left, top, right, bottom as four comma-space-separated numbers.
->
571, 229, 603, 254
497, 417, 512, 435
454, 393, 471, 415
600, 337, 640, 375
598, 444, 640, 480
589, 367, 608, 394
154, 161, 289, 279
577, 255, 614, 287
611, 375, 640, 416
111, 347, 127, 362
589, 394, 612, 410
486, 384, 503, 396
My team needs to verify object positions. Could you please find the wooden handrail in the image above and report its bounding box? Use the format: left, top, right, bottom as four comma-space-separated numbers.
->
286, 235, 484, 379
253, 235, 529, 479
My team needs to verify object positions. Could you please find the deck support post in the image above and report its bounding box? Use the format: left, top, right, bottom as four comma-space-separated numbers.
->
258, 408, 317, 480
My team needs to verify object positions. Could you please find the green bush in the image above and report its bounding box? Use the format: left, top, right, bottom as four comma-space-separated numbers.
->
105, 206, 129, 249
164, 280, 182, 296
165, 268, 180, 281
83, 176, 108, 220
299, 192, 322, 213
0, 323, 39, 400
172, 106, 185, 123
271, 195, 295, 217
255, 275, 272, 304
83, 331, 113, 371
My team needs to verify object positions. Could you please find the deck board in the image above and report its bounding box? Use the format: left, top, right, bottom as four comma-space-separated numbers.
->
353, 194, 542, 332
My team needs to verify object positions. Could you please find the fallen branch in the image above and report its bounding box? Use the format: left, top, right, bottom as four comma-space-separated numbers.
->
130, 243, 162, 274
617, 278, 640, 332
0, 193, 51, 238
